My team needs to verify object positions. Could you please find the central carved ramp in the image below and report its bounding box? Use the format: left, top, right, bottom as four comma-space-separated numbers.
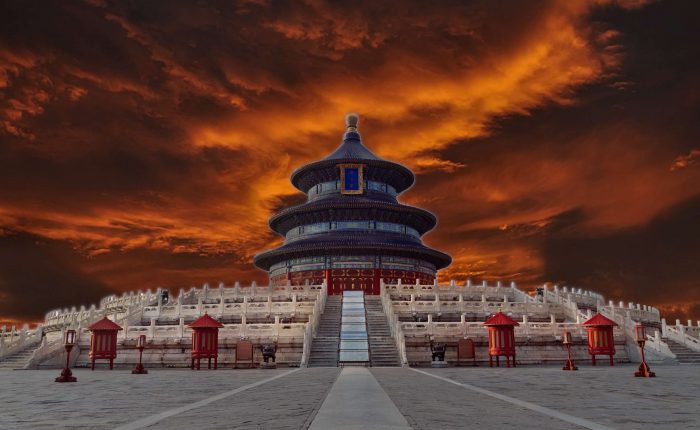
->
339, 291, 370, 365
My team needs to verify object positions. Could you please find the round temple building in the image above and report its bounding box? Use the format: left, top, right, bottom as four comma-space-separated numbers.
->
254, 113, 451, 295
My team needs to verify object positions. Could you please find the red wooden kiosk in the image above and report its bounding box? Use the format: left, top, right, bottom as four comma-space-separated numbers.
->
188, 313, 223, 370
88, 317, 123, 370
582, 313, 617, 366
484, 312, 519, 367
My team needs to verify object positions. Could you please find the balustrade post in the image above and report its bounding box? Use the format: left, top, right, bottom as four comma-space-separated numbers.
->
542, 284, 547, 303
178, 317, 185, 340
177, 290, 184, 317
149, 318, 156, 339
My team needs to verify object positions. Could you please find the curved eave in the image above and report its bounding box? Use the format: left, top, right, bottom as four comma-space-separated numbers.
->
269, 199, 438, 236
253, 233, 452, 271
290, 158, 415, 194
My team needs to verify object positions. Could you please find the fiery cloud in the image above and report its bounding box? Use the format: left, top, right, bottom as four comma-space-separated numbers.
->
0, 0, 698, 324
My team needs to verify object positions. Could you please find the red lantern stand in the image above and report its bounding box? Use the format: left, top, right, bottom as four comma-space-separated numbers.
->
562, 330, 578, 371
634, 324, 655, 377
132, 334, 148, 374
55, 329, 78, 383
88, 317, 123, 370
484, 312, 519, 367
582, 313, 617, 366
188, 313, 223, 370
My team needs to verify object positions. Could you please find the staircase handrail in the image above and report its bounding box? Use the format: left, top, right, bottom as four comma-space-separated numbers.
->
380, 288, 408, 367
664, 325, 700, 352
0, 326, 43, 360
24, 335, 65, 369
301, 283, 327, 367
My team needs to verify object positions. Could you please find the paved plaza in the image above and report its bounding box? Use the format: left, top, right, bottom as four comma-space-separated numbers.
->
0, 364, 698, 429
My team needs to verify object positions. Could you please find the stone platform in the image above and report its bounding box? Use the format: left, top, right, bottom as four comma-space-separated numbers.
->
0, 365, 698, 429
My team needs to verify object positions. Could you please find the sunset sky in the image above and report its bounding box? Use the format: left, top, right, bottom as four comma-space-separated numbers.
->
1, 0, 699, 326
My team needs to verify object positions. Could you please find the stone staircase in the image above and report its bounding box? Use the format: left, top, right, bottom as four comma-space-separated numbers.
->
308, 296, 342, 367
365, 296, 401, 367
662, 338, 700, 363
0, 340, 42, 369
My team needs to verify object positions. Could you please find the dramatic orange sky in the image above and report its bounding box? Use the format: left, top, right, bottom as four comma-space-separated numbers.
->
1, 0, 699, 325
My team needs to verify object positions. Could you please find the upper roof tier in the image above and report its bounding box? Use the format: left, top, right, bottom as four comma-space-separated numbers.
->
291, 113, 415, 193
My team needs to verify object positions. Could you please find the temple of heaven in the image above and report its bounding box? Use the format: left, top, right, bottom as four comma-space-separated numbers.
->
254, 113, 451, 295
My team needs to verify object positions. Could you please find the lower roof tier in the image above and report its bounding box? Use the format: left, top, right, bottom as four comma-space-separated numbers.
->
253, 231, 452, 271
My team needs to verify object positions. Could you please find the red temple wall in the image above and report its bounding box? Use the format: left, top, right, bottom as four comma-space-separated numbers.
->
270, 268, 434, 295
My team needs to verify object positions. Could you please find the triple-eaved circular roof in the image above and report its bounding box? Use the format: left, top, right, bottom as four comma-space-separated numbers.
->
253, 114, 452, 272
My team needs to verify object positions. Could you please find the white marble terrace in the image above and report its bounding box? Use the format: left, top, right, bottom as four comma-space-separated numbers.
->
2, 278, 697, 369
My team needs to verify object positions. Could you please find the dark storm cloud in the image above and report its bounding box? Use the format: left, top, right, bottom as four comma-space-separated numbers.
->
1, 0, 699, 324
542, 194, 700, 306
0, 231, 115, 322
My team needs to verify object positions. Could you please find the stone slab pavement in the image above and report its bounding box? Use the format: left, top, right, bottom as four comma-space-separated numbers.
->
372, 365, 700, 430
0, 368, 339, 429
310, 367, 410, 430
0, 364, 698, 429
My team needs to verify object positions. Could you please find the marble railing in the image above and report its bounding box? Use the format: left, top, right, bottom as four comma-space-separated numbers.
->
45, 291, 158, 328
399, 318, 624, 341
301, 281, 327, 367
380, 283, 408, 367
662, 319, 700, 352
383, 280, 519, 300
100, 319, 308, 343
599, 304, 660, 324
142, 298, 318, 320
175, 283, 323, 304
0, 325, 43, 359
391, 299, 566, 318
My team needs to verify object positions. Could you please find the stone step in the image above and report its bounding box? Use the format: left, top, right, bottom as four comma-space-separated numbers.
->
308, 297, 344, 367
